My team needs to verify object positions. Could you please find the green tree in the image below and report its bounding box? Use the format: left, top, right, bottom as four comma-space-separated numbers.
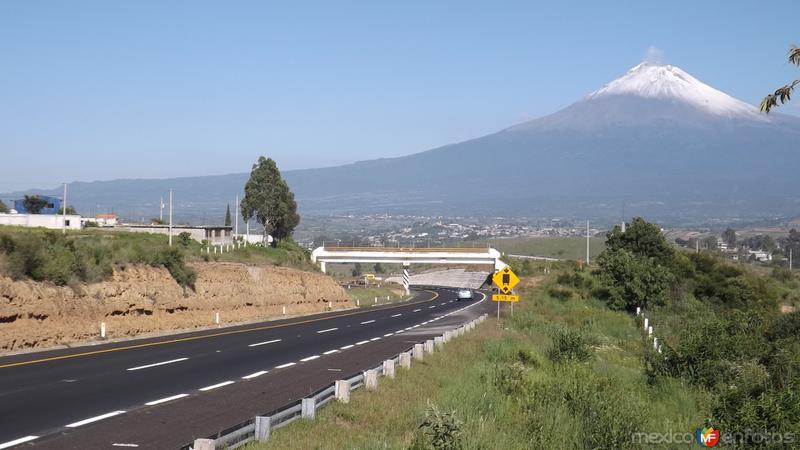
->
373, 262, 385, 274
224, 203, 232, 227
178, 231, 193, 248
722, 227, 737, 248
0, 200, 8, 213
240, 157, 300, 247
761, 45, 800, 113
22, 195, 49, 214
597, 248, 674, 311
605, 217, 675, 266
352, 262, 363, 277
62, 205, 77, 215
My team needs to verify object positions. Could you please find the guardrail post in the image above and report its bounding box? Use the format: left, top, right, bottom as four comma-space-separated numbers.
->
383, 359, 396, 379
364, 369, 378, 390
458, 326, 465, 336
434, 336, 444, 349
399, 351, 412, 369
254, 415, 271, 441
335, 380, 351, 403
424, 340, 434, 354
443, 331, 451, 343
193, 438, 216, 450
413, 344, 424, 361
100, 322, 106, 339
282, 306, 286, 315
302, 398, 316, 419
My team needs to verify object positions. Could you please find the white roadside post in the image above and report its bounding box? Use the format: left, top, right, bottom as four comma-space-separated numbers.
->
254, 416, 271, 441
193, 439, 215, 450
364, 369, 378, 390
335, 380, 351, 403
399, 351, 412, 369
413, 344, 424, 361
383, 359, 396, 379
100, 322, 106, 339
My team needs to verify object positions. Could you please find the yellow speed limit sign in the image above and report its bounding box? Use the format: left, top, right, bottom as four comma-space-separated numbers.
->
492, 266, 519, 294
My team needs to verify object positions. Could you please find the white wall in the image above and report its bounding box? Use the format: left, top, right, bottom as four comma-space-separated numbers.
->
0, 213, 82, 230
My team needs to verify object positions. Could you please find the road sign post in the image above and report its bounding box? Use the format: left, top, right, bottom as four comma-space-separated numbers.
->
491, 267, 520, 319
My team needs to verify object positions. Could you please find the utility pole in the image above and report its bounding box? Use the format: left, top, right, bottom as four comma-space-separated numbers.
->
790, 248, 793, 271
586, 220, 590, 265
62, 183, 67, 234
168, 189, 173, 247
235, 195, 239, 238
160, 196, 164, 222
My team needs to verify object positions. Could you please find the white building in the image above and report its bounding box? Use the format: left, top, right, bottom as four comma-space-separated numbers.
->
0, 213, 82, 230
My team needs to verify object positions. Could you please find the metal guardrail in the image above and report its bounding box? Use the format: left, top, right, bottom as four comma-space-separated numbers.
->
182, 314, 489, 450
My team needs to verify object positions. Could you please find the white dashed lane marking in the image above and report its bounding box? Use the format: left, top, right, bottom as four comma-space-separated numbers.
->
242, 370, 268, 379
317, 328, 338, 334
144, 393, 188, 406
199, 381, 234, 392
126, 357, 188, 371
248, 339, 282, 347
275, 362, 296, 369
300, 355, 320, 362
360, 320, 375, 325
391, 313, 402, 317
66, 410, 126, 428
0, 436, 39, 449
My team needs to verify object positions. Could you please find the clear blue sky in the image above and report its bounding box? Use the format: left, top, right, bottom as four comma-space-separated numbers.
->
1, 1, 798, 191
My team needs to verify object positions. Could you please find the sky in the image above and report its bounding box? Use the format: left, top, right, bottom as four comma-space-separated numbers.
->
1, 1, 798, 192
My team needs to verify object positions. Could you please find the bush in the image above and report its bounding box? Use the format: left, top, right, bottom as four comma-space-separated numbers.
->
409, 402, 464, 450
547, 285, 574, 300
152, 247, 196, 291
178, 232, 193, 248
547, 326, 594, 363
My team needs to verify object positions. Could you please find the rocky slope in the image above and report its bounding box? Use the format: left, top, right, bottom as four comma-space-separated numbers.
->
0, 262, 351, 352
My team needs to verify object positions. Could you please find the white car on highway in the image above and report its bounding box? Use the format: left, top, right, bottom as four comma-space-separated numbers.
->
456, 289, 473, 300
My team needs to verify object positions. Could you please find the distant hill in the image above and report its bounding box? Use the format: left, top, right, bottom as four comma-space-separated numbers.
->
4, 62, 800, 225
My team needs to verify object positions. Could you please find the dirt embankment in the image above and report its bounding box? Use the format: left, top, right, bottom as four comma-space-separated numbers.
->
0, 262, 352, 352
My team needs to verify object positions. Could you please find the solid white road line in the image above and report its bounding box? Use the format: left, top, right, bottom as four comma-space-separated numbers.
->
242, 370, 268, 379
413, 309, 421, 312
317, 328, 338, 334
126, 357, 188, 371
275, 362, 296, 369
340, 344, 354, 350
300, 355, 320, 362
360, 320, 375, 325
145, 394, 188, 406
0, 436, 38, 449
391, 313, 402, 317
323, 349, 339, 355
248, 339, 282, 347
355, 340, 369, 345
66, 410, 126, 428
199, 381, 234, 391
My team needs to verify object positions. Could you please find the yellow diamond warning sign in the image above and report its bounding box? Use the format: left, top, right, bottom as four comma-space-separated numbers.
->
492, 266, 519, 294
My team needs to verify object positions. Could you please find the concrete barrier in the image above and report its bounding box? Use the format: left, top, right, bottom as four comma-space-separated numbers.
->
193, 438, 216, 450
424, 340, 434, 354
302, 398, 316, 419
434, 336, 444, 349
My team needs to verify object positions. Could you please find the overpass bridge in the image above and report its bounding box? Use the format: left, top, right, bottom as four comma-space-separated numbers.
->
310, 246, 507, 274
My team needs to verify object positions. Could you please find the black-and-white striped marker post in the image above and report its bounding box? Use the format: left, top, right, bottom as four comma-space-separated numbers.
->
402, 265, 410, 296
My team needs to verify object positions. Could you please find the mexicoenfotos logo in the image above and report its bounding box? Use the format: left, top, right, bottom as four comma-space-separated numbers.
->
696, 427, 720, 447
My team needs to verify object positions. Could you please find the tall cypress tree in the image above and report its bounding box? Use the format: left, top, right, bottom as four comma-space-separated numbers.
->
224, 204, 232, 226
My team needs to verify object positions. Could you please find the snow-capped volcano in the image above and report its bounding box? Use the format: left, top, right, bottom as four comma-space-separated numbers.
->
588, 62, 764, 120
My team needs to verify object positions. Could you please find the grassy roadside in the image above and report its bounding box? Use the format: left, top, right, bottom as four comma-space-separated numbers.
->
346, 285, 408, 307
246, 272, 707, 450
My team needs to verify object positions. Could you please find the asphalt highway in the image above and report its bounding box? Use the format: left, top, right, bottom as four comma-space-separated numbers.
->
0, 286, 492, 449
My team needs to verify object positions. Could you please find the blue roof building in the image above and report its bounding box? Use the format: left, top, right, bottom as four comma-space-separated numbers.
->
14, 195, 62, 214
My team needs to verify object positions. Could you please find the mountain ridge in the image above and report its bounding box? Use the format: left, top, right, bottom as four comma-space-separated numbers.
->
4, 62, 800, 225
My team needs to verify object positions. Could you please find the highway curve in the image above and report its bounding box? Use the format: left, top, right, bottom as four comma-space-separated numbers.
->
0, 286, 492, 449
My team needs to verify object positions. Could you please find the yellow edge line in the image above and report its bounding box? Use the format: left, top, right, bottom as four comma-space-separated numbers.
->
0, 290, 440, 370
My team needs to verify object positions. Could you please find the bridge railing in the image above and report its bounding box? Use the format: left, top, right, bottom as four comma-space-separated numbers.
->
320, 245, 492, 253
